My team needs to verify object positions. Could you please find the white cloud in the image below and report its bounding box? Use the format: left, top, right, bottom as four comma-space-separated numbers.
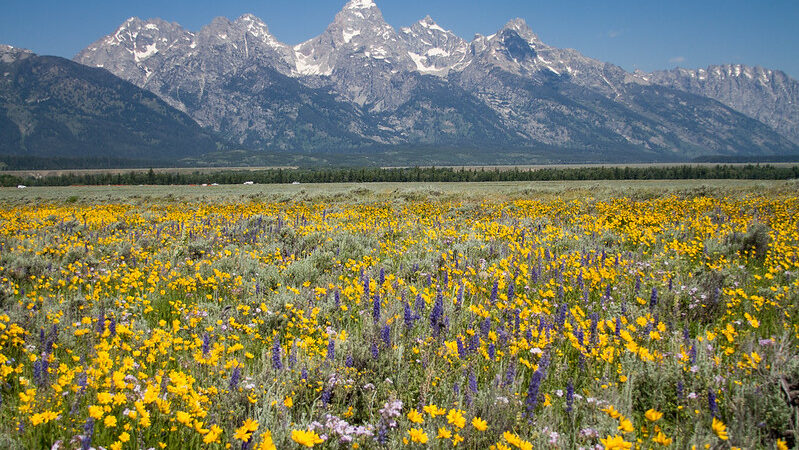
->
669, 56, 685, 64
607, 30, 623, 38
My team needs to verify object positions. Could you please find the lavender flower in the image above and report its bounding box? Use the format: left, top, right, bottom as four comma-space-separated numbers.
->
414, 293, 425, 314
469, 333, 480, 353
321, 387, 332, 407
229, 365, 241, 390
430, 292, 444, 337
82, 417, 95, 450
202, 332, 211, 356
469, 370, 478, 393
327, 338, 335, 361
566, 381, 574, 413
381, 324, 391, 347
372, 291, 381, 324
480, 317, 491, 337
404, 302, 415, 329
271, 340, 282, 370
525, 370, 544, 419
708, 389, 718, 417
650, 287, 658, 311
503, 362, 516, 388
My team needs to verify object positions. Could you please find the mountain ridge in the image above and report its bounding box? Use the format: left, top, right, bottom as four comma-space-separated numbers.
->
47, 1, 799, 160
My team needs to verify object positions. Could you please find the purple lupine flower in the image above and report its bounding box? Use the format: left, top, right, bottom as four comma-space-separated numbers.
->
321, 387, 332, 407
615, 317, 621, 338
668, 276, 673, 291
689, 344, 697, 364
108, 317, 116, 338
379, 268, 385, 285
457, 338, 466, 359
430, 292, 444, 337
363, 277, 370, 300
683, 326, 691, 343
442, 271, 448, 287
469, 333, 480, 353
376, 427, 388, 445
507, 280, 515, 302
202, 333, 211, 356
33, 359, 45, 386
271, 340, 283, 370
229, 365, 241, 390
566, 381, 574, 413
82, 417, 95, 450
346, 354, 354, 368
676, 381, 684, 400
371, 341, 379, 359
525, 370, 544, 419
289, 343, 297, 368
556, 303, 568, 330
488, 343, 496, 359
404, 302, 415, 329
708, 389, 718, 417
381, 324, 391, 347
469, 370, 478, 393
456, 284, 464, 308
503, 362, 516, 388
453, 383, 460, 397
531, 267, 539, 284
490, 281, 498, 303
373, 291, 381, 324
301, 367, 308, 381
414, 293, 425, 314
327, 339, 336, 361
634, 276, 641, 296
480, 318, 491, 337
650, 287, 658, 311
334, 290, 340, 309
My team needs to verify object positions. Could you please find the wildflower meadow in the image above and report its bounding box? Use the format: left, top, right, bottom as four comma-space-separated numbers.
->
0, 184, 797, 449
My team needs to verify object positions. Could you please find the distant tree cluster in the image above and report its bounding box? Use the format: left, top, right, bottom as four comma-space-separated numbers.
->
1, 164, 797, 187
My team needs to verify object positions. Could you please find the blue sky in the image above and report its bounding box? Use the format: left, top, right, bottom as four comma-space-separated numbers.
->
2, 0, 798, 78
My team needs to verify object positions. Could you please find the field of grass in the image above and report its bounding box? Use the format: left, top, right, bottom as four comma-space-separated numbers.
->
0, 181, 797, 449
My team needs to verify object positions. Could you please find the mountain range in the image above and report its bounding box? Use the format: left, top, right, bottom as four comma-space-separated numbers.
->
0, 44, 219, 163
4, 0, 799, 165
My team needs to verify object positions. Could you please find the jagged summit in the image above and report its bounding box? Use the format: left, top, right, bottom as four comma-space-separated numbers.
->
345, 0, 377, 10
70, 4, 799, 155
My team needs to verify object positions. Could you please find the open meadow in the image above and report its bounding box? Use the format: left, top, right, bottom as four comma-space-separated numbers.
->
0, 180, 797, 449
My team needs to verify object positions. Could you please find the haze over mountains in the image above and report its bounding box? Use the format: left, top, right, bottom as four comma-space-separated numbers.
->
3, 0, 799, 166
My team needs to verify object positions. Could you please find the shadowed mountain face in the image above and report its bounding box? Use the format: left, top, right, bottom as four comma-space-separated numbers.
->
0, 45, 220, 160
62, 0, 799, 160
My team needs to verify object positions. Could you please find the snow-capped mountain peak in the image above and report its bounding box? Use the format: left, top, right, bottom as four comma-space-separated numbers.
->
345, 0, 377, 10
400, 15, 470, 76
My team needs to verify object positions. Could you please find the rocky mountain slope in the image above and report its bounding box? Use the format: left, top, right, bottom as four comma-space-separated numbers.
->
70, 0, 799, 160
643, 65, 799, 144
0, 45, 220, 160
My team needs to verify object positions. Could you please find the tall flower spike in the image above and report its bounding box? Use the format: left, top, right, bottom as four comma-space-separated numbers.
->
271, 340, 282, 370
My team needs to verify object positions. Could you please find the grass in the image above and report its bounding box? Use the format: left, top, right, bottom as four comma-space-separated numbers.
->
0, 181, 797, 449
